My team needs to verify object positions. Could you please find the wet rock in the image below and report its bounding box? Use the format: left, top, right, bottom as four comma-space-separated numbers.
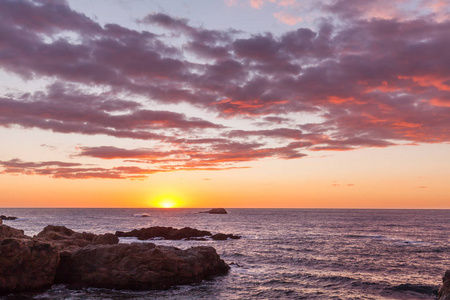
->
0, 238, 59, 294
55, 243, 230, 290
0, 218, 2, 225
438, 270, 450, 300
116, 226, 212, 240
211, 233, 241, 240
199, 208, 228, 214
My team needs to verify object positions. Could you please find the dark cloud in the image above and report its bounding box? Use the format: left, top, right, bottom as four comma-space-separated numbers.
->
0, 0, 449, 179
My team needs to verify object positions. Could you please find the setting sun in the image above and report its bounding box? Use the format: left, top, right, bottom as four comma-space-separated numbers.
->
158, 199, 177, 208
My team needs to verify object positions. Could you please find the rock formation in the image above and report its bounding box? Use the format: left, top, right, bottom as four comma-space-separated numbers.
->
116, 226, 240, 241
0, 227, 59, 294
55, 244, 229, 290
438, 270, 450, 300
116, 226, 212, 240
35, 225, 118, 251
199, 208, 228, 214
0, 224, 27, 239
0, 224, 231, 295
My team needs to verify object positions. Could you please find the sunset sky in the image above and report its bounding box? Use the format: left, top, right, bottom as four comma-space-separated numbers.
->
1, 0, 449, 208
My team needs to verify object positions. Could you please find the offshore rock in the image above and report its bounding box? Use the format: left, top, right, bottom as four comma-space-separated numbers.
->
55, 243, 230, 290
35, 225, 118, 251
0, 215, 18, 220
116, 226, 212, 240
438, 270, 450, 300
0, 238, 59, 294
200, 208, 228, 214
211, 233, 241, 240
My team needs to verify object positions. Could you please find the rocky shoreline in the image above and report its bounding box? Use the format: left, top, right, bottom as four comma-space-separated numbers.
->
0, 223, 231, 294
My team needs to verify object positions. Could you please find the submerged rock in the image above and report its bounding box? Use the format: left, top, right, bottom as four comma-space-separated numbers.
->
0, 237, 59, 294
438, 270, 450, 300
199, 208, 228, 214
55, 243, 230, 290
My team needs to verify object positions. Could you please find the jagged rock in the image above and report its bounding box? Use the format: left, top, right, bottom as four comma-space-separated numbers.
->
438, 270, 450, 300
55, 243, 230, 290
0, 238, 59, 294
211, 233, 241, 240
116, 226, 212, 240
0, 224, 27, 239
35, 225, 117, 250
93, 233, 119, 245
0, 218, 2, 225
1, 224, 230, 294
0, 215, 18, 220
199, 208, 228, 214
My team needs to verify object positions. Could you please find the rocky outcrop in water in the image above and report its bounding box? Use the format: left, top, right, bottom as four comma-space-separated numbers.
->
116, 226, 212, 240
55, 243, 229, 290
115, 226, 240, 241
199, 208, 228, 214
438, 270, 450, 300
0, 224, 230, 294
0, 215, 18, 220
211, 233, 241, 240
0, 233, 59, 294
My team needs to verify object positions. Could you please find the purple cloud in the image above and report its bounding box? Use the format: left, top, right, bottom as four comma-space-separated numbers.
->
0, 0, 449, 179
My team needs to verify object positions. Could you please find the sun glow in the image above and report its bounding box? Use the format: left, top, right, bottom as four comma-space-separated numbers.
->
158, 199, 177, 208
152, 192, 183, 208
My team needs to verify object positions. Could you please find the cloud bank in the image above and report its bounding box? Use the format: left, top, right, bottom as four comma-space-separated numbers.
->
0, 0, 449, 179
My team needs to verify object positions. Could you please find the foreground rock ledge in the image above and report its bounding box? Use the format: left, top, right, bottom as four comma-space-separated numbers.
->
0, 224, 230, 294
56, 244, 229, 290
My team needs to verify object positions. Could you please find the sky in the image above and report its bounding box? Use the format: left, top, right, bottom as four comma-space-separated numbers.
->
0, 0, 449, 208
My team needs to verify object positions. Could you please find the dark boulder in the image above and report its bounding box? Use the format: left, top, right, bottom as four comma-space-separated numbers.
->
0, 224, 27, 239
55, 243, 230, 290
0, 238, 59, 294
439, 270, 450, 300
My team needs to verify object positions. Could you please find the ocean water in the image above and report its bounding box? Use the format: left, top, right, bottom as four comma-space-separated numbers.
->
1, 208, 449, 299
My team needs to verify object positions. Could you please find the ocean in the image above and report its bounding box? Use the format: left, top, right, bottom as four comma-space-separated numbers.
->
1, 208, 449, 299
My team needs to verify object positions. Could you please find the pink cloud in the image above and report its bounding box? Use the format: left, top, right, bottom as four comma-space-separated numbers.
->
273, 12, 303, 25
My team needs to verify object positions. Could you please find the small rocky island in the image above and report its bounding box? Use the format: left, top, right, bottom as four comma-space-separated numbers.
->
199, 208, 228, 214
0, 223, 232, 294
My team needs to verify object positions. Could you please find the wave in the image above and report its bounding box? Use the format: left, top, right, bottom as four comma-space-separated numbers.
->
133, 213, 151, 217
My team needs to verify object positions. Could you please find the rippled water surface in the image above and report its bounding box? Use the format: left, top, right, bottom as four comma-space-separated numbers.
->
1, 208, 449, 299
